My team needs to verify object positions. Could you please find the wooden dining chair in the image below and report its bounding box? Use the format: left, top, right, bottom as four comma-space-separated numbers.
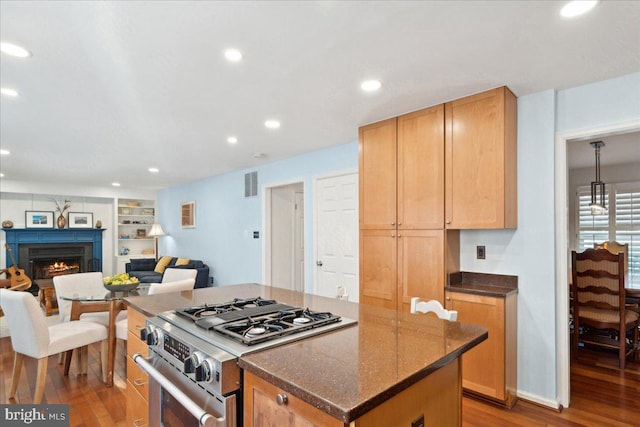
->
0, 289, 108, 403
594, 241, 629, 274
410, 297, 458, 320
571, 248, 639, 369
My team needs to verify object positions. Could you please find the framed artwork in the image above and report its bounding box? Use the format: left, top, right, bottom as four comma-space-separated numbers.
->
181, 201, 195, 228
25, 211, 54, 228
136, 228, 147, 238
68, 212, 93, 228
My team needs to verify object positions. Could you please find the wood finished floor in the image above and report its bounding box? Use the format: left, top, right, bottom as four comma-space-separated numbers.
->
1, 336, 639, 426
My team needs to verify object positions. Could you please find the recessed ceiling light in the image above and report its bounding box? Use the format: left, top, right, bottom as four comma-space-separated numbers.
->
361, 80, 382, 92
0, 41, 31, 58
224, 48, 243, 62
253, 152, 266, 158
227, 136, 238, 144
0, 149, 10, 155
264, 120, 280, 129
148, 167, 159, 173
112, 182, 121, 187
0, 173, 4, 178
560, 1, 598, 18
1, 87, 19, 97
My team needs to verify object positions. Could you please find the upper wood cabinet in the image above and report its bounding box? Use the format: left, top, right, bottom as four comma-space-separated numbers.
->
445, 87, 517, 229
359, 105, 445, 230
359, 118, 397, 230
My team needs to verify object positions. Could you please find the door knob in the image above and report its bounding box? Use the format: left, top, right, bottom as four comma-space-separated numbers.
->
316, 261, 323, 266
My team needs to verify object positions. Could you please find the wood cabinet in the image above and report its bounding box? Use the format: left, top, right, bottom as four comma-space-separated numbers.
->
244, 371, 343, 427
359, 105, 457, 310
444, 86, 517, 229
244, 360, 462, 427
445, 290, 517, 408
125, 307, 150, 426
359, 105, 444, 231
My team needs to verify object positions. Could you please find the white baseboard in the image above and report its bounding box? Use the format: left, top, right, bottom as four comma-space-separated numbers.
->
517, 390, 562, 410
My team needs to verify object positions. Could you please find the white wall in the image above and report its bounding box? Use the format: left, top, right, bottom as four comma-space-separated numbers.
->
460, 72, 640, 406
156, 142, 358, 290
460, 89, 558, 404
0, 183, 156, 275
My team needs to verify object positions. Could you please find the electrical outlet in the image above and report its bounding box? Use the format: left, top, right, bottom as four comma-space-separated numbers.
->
411, 414, 424, 427
253, 231, 260, 239
477, 245, 486, 259
209, 276, 214, 285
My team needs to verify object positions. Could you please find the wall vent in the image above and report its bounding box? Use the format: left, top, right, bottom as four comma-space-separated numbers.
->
245, 171, 258, 198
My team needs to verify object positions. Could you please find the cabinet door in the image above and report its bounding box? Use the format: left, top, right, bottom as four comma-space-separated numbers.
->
445, 291, 505, 400
397, 105, 444, 230
359, 229, 397, 310
244, 372, 343, 427
359, 118, 397, 230
445, 87, 517, 229
398, 230, 444, 312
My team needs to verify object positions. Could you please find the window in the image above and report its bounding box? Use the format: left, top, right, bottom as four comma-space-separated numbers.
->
577, 182, 640, 287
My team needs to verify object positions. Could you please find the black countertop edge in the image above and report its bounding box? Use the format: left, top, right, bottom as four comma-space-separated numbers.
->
447, 271, 518, 297
238, 331, 488, 423
445, 283, 518, 297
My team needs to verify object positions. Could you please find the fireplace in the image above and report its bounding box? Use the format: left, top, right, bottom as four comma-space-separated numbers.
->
18, 243, 96, 280
4, 228, 105, 283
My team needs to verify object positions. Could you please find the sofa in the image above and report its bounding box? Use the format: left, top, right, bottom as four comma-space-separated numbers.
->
125, 257, 211, 288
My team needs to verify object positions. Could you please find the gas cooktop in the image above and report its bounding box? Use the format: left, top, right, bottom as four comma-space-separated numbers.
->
158, 297, 357, 356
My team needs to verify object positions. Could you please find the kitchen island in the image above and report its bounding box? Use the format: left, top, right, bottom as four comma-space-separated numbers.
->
124, 283, 487, 426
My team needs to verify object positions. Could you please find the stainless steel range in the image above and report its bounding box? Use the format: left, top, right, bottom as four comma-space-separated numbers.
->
134, 297, 356, 427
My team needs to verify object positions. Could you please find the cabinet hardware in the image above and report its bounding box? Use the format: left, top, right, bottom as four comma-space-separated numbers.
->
446, 297, 450, 301
391, 234, 395, 238
391, 222, 395, 226
446, 220, 451, 224
276, 394, 288, 405
133, 378, 147, 386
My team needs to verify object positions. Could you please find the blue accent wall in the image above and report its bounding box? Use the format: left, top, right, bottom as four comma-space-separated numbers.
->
156, 142, 358, 290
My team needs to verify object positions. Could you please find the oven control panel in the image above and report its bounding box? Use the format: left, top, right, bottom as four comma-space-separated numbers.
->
144, 317, 241, 396
163, 333, 190, 362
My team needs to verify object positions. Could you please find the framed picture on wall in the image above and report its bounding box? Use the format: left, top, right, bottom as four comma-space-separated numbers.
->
181, 201, 195, 228
68, 212, 93, 228
25, 211, 55, 228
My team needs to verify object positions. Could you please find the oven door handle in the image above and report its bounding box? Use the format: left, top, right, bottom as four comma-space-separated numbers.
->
133, 353, 225, 427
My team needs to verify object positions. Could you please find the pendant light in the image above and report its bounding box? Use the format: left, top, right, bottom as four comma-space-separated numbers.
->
589, 141, 606, 215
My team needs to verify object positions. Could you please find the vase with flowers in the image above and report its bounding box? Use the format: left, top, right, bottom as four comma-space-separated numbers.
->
53, 198, 71, 229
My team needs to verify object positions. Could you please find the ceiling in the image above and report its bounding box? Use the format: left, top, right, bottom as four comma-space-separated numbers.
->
567, 131, 640, 169
1, 1, 639, 191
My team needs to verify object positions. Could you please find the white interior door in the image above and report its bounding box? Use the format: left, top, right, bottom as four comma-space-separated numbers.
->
269, 182, 304, 290
314, 171, 359, 301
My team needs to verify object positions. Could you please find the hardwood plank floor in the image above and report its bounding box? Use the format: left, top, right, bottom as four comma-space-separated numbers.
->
1, 336, 638, 426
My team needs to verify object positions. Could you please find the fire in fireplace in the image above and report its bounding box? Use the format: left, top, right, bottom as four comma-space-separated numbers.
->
17, 242, 96, 280
34, 259, 81, 279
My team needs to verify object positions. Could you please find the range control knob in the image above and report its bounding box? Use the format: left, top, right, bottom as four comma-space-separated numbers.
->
139, 326, 151, 341
194, 359, 215, 382
184, 351, 205, 374
146, 329, 159, 346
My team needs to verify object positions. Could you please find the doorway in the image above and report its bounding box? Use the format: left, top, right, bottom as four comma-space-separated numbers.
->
555, 119, 640, 407
263, 181, 305, 291
313, 170, 359, 301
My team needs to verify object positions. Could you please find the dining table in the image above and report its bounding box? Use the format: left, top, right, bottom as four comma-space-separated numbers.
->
60, 285, 149, 386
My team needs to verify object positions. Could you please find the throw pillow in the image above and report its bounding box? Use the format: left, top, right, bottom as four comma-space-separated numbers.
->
175, 258, 191, 266
154, 256, 173, 274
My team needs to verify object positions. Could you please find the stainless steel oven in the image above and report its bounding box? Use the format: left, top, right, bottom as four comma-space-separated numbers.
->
134, 318, 241, 427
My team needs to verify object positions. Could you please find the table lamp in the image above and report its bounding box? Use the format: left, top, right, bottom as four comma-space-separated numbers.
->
147, 223, 165, 261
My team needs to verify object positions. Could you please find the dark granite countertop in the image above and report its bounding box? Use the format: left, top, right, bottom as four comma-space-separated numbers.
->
124, 283, 488, 423
445, 271, 518, 297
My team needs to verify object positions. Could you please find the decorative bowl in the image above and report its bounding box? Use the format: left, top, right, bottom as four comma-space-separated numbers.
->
104, 282, 139, 292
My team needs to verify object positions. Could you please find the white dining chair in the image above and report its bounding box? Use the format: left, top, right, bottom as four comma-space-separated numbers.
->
0, 288, 108, 403
410, 297, 458, 321
53, 272, 127, 325
114, 278, 195, 341
162, 268, 198, 283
